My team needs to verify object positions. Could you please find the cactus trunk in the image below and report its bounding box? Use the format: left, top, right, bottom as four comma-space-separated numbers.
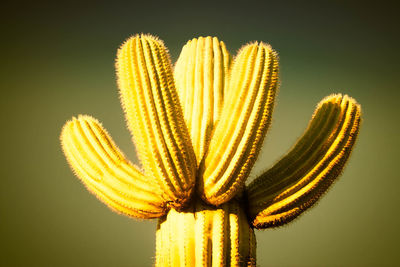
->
155, 198, 256, 267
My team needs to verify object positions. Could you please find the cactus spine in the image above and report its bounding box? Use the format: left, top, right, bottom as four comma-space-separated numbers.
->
60, 34, 361, 266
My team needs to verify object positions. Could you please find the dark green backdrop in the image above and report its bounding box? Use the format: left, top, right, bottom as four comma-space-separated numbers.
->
1, 1, 399, 266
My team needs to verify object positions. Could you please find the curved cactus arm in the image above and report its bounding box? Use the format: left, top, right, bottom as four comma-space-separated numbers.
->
174, 36, 231, 164
116, 34, 197, 207
60, 115, 166, 219
246, 94, 361, 228
199, 42, 279, 205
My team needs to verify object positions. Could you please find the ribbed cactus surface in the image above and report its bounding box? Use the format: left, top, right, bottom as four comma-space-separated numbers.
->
156, 198, 256, 266
60, 34, 361, 266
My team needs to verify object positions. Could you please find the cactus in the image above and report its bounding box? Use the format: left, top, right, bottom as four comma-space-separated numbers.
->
60, 34, 361, 266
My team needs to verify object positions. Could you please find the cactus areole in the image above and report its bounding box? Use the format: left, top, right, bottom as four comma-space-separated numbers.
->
60, 34, 361, 266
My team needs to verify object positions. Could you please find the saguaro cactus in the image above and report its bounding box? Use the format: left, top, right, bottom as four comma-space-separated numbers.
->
60, 34, 361, 266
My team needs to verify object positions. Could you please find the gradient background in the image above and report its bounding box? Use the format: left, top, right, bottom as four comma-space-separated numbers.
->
1, 0, 399, 266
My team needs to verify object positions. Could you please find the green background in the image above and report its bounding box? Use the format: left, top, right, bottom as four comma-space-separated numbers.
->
1, 1, 399, 266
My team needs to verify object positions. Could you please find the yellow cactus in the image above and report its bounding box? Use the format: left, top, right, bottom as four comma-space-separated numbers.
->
60, 34, 361, 266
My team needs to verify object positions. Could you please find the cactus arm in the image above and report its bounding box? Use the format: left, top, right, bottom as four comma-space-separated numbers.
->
174, 36, 231, 164
246, 94, 361, 228
116, 34, 197, 207
199, 42, 279, 205
60, 115, 166, 219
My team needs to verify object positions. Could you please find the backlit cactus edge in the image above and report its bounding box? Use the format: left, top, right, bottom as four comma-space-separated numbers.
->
60, 34, 361, 266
